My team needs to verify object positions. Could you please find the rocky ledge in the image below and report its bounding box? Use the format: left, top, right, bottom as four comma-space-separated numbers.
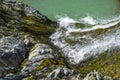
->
0, 0, 119, 80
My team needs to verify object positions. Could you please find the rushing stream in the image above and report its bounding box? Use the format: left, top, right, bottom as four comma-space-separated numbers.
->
17, 0, 120, 64
50, 16, 120, 64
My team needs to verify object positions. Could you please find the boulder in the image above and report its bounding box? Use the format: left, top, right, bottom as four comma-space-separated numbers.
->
0, 36, 28, 77
21, 43, 56, 77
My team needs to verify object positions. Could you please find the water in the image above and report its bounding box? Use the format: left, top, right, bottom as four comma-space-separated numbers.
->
50, 16, 120, 63
17, 0, 120, 21
17, 0, 120, 64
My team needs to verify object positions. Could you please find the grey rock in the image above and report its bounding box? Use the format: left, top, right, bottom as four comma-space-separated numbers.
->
69, 74, 83, 80
21, 43, 55, 77
4, 74, 17, 80
0, 36, 28, 76
0, 73, 23, 80
103, 76, 113, 80
83, 70, 113, 80
23, 34, 39, 47
46, 67, 80, 80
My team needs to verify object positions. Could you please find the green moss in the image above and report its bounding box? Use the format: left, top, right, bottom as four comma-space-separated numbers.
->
77, 51, 120, 79
19, 16, 55, 35
26, 77, 35, 80
65, 38, 77, 45
27, 58, 66, 79
21, 59, 27, 67
35, 58, 65, 72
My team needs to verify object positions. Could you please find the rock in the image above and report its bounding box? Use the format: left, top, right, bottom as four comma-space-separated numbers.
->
0, 0, 57, 79
46, 67, 80, 80
23, 34, 39, 48
83, 70, 113, 80
0, 73, 24, 80
3, 74, 17, 80
0, 36, 28, 77
104, 76, 113, 80
0, 0, 57, 36
69, 74, 82, 80
29, 43, 55, 60
0, 17, 5, 25
21, 43, 56, 77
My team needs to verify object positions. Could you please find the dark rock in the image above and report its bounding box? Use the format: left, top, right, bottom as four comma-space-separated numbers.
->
4, 74, 17, 80
0, 36, 28, 77
0, 17, 5, 25
0, 0, 57, 36
0, 73, 24, 80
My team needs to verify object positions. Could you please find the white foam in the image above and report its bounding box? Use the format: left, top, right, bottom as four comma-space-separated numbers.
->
73, 31, 120, 63
67, 19, 120, 34
50, 15, 120, 64
79, 16, 97, 25
58, 17, 77, 28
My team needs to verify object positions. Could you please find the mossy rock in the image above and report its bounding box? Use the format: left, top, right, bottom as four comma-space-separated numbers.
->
28, 58, 66, 79
35, 58, 65, 71
19, 16, 56, 36
77, 50, 120, 79
0, 0, 57, 37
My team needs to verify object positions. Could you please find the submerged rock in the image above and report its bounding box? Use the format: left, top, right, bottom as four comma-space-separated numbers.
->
0, 36, 28, 77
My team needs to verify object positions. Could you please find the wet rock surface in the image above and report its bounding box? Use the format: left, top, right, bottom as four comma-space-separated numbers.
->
0, 0, 119, 80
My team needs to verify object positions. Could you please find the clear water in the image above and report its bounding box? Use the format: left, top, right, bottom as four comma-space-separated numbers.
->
17, 0, 120, 21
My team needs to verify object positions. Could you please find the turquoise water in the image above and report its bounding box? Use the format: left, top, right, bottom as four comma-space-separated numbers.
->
18, 0, 120, 21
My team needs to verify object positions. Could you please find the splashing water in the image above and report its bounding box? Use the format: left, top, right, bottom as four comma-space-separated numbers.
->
50, 16, 120, 64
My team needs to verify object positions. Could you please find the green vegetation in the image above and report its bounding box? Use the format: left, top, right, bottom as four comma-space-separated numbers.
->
19, 16, 55, 36
28, 58, 66, 79
77, 51, 120, 79
35, 58, 65, 71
